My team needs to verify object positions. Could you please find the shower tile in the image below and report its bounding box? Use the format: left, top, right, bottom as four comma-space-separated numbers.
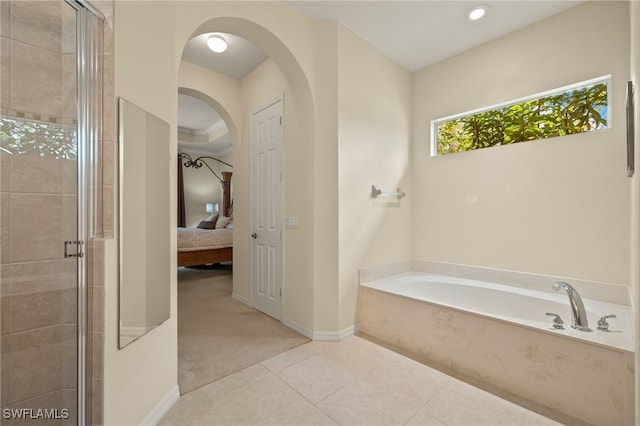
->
1, 294, 10, 335
0, 1, 10, 38
91, 239, 104, 286
1, 334, 10, 405
5, 260, 66, 296
61, 195, 77, 242
9, 289, 62, 332
11, 0, 62, 52
62, 159, 77, 195
1, 192, 10, 264
102, 140, 114, 188
9, 193, 62, 262
0, 264, 10, 296
61, 388, 78, 426
2, 390, 68, 426
61, 3, 75, 55
1, 151, 11, 192
60, 324, 76, 389
62, 53, 76, 120
91, 287, 104, 333
5, 325, 66, 405
90, 378, 104, 426
11, 41, 62, 118
11, 154, 62, 194
102, 68, 114, 142
1, 37, 10, 108
61, 259, 76, 287
61, 288, 77, 324
91, 332, 103, 377
102, 186, 113, 237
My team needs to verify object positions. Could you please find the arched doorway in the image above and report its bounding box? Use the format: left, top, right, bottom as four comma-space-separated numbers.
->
178, 15, 316, 332
175, 24, 314, 393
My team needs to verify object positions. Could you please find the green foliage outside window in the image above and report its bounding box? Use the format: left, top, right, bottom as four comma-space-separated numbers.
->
0, 117, 76, 159
434, 81, 609, 155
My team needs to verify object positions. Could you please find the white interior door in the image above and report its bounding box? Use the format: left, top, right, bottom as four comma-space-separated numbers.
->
251, 98, 283, 320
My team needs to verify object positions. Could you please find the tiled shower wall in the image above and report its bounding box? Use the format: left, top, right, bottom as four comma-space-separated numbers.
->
0, 0, 113, 424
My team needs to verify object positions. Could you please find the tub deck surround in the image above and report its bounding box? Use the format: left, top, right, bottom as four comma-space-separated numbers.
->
364, 271, 633, 353
360, 260, 631, 306
358, 265, 635, 426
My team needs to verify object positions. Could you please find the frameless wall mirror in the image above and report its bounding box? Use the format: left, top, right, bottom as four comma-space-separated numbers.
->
118, 98, 171, 348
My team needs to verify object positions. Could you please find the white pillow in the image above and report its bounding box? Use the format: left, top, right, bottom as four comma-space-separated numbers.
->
215, 216, 231, 229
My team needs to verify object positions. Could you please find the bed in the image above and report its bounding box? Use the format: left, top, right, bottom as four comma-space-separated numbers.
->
177, 171, 233, 267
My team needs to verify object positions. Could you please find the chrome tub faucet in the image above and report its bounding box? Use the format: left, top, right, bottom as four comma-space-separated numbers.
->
552, 281, 591, 332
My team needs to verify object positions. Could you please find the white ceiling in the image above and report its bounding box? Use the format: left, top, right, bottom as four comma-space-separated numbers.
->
182, 32, 268, 79
286, 1, 583, 72
178, 93, 222, 131
177, 93, 233, 156
178, 1, 583, 154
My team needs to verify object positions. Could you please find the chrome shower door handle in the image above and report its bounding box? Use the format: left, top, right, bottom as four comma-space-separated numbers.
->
64, 240, 83, 258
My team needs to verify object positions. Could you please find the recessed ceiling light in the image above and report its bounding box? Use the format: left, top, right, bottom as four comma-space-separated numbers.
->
468, 5, 489, 21
207, 36, 228, 53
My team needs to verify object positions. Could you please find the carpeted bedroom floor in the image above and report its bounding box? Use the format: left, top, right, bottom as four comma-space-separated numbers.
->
177, 265, 310, 394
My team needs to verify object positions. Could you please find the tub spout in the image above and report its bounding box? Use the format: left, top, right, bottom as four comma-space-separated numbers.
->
552, 282, 591, 332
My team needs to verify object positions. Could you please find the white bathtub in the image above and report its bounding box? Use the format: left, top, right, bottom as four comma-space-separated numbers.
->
362, 271, 633, 352
359, 270, 635, 425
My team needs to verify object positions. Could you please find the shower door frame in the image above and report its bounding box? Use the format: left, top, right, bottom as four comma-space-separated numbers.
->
64, 1, 104, 424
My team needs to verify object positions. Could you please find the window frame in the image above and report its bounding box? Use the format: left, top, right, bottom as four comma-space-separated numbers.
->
430, 75, 612, 157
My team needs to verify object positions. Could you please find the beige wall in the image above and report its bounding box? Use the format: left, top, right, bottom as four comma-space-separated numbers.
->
412, 1, 631, 288
105, 2, 177, 425
311, 21, 340, 334
337, 25, 412, 331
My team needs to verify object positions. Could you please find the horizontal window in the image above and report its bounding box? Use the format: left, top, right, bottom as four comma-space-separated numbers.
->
431, 76, 610, 156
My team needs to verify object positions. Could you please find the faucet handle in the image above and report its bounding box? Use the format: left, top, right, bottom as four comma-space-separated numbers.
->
546, 312, 564, 329
597, 314, 616, 331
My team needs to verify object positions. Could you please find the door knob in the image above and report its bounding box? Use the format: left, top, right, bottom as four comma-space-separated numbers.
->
251, 233, 257, 239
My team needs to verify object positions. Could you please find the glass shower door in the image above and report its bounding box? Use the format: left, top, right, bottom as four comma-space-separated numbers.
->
1, 1, 80, 424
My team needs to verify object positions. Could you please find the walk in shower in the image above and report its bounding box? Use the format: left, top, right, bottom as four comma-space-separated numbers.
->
1, 1, 104, 424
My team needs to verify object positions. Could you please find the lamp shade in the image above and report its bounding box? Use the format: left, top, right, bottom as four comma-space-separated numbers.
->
206, 202, 219, 214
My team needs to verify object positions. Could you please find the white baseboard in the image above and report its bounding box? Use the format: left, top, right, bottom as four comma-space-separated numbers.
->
232, 292, 251, 306
281, 319, 357, 342
139, 385, 180, 426
281, 318, 313, 339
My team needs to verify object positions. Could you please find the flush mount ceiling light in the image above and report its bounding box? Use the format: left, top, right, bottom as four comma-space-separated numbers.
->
207, 35, 228, 53
468, 5, 489, 21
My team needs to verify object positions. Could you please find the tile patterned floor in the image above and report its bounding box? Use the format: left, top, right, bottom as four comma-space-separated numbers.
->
159, 336, 562, 426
